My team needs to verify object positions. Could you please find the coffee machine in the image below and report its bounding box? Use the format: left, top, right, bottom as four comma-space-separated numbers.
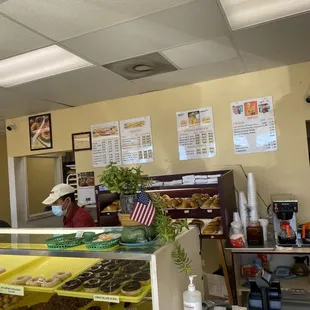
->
271, 194, 298, 247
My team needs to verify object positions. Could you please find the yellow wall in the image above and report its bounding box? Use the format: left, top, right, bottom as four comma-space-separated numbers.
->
0, 136, 10, 224
27, 157, 55, 215
6, 61, 310, 222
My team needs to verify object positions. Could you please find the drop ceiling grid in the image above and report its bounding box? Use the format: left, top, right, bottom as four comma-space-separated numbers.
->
0, 0, 197, 41
0, 87, 67, 118
0, 14, 51, 60
161, 36, 239, 69
10, 66, 145, 106
61, 0, 229, 65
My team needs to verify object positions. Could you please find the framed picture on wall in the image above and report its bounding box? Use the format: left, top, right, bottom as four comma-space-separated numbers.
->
29, 113, 53, 151
72, 132, 92, 151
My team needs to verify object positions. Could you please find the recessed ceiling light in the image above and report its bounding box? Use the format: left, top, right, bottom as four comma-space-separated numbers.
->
0, 45, 93, 87
132, 64, 153, 72
220, 0, 310, 30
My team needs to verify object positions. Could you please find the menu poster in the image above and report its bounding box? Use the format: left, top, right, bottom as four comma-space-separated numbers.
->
91, 121, 121, 167
230, 96, 277, 154
176, 107, 216, 161
120, 116, 154, 164
77, 171, 95, 205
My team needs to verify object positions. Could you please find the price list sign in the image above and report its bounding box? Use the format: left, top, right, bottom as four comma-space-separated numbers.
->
91, 121, 121, 167
120, 116, 154, 164
230, 96, 277, 154
176, 107, 216, 160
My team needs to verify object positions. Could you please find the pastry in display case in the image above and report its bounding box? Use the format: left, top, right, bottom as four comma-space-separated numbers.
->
0, 227, 202, 310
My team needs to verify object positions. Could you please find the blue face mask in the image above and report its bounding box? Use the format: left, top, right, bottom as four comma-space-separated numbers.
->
52, 205, 67, 217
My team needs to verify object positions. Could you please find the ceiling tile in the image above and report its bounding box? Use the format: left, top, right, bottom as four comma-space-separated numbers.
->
0, 15, 51, 60
232, 12, 310, 71
133, 57, 246, 90
62, 0, 229, 64
162, 36, 238, 69
11, 66, 142, 106
0, 0, 195, 41
0, 87, 66, 118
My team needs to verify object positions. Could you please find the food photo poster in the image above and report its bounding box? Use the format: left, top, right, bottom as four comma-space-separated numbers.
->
29, 113, 53, 151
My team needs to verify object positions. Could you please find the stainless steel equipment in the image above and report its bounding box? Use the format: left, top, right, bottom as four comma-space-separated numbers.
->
271, 194, 298, 247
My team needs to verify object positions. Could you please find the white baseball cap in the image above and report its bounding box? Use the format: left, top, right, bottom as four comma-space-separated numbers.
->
42, 183, 75, 205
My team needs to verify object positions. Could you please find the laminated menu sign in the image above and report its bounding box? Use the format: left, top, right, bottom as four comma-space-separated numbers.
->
230, 96, 277, 154
91, 121, 121, 167
176, 107, 216, 160
120, 116, 154, 164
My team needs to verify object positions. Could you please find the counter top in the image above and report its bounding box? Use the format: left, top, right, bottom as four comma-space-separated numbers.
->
225, 240, 310, 254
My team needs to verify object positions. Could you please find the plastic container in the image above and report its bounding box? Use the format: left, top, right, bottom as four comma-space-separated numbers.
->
84, 232, 121, 251
229, 221, 246, 248
246, 221, 263, 246
259, 219, 269, 242
45, 232, 95, 250
183, 275, 202, 310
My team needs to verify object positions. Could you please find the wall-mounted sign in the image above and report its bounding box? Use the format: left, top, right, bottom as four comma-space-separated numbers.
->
120, 116, 154, 164
91, 121, 121, 167
230, 96, 277, 154
176, 107, 216, 160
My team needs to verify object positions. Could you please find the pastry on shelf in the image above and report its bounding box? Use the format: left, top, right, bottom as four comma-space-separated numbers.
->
210, 196, 220, 208
121, 281, 142, 296
105, 204, 119, 212
187, 199, 198, 209
177, 199, 190, 209
189, 219, 205, 227
201, 198, 214, 209
203, 217, 222, 234
170, 198, 179, 208
192, 193, 203, 200
201, 194, 210, 202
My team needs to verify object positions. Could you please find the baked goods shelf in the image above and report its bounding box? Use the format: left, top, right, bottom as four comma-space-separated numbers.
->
166, 207, 221, 219
56, 284, 151, 304
7, 292, 53, 310
7, 292, 92, 310
146, 184, 218, 191
0, 255, 42, 279
0, 257, 99, 294
200, 233, 224, 239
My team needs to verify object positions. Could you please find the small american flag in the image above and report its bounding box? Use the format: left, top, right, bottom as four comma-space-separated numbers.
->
130, 190, 155, 226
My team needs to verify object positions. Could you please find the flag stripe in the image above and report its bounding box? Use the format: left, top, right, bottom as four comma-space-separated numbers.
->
129, 190, 155, 226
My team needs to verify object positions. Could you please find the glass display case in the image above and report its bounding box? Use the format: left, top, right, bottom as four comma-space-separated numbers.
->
0, 227, 202, 310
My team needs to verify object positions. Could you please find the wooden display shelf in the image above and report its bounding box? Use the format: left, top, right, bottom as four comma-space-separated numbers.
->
95, 169, 237, 239
165, 207, 221, 219
201, 234, 224, 239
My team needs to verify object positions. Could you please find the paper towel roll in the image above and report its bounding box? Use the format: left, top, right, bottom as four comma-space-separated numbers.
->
247, 172, 259, 222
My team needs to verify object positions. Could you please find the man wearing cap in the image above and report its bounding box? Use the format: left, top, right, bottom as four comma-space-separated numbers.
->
43, 184, 95, 228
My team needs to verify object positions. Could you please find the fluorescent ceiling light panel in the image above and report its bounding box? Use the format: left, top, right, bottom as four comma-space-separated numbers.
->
220, 0, 310, 30
0, 45, 93, 87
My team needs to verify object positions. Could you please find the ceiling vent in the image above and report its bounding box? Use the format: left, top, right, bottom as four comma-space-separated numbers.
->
103, 52, 178, 80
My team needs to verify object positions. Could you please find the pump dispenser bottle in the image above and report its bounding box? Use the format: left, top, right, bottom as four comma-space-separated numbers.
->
183, 275, 202, 310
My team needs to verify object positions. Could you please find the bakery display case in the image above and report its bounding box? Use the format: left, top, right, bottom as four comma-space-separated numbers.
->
0, 227, 202, 310
95, 170, 237, 239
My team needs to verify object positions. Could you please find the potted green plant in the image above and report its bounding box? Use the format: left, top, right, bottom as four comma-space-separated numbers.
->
99, 163, 152, 214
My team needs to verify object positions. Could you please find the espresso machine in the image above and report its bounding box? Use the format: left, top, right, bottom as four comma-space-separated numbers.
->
271, 194, 298, 247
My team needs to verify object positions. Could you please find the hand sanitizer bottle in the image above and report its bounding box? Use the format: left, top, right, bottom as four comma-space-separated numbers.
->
183, 275, 202, 310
